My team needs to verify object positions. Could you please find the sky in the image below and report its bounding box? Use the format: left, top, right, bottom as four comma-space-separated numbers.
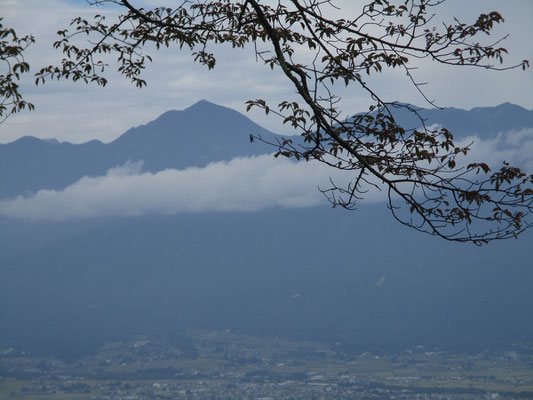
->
1, 0, 532, 145
0, 0, 532, 221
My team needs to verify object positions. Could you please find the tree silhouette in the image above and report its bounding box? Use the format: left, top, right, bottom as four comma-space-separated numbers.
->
0, 19, 34, 123
35, 0, 532, 244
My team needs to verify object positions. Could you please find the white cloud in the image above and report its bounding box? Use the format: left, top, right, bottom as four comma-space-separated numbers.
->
456, 128, 533, 172
1, 128, 531, 221
0, 155, 367, 220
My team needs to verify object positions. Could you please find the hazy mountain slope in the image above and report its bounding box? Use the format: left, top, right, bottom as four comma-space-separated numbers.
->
1, 101, 532, 359
0, 100, 279, 200
107, 100, 278, 170
2, 101, 532, 200
375, 102, 533, 137
1, 207, 532, 358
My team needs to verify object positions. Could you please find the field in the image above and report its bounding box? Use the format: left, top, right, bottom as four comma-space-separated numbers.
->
2, 331, 533, 399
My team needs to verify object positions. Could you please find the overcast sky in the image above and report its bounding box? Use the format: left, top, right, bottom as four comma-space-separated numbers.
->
1, 0, 532, 144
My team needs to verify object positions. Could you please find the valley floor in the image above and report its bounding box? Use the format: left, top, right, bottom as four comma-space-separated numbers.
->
1, 330, 532, 400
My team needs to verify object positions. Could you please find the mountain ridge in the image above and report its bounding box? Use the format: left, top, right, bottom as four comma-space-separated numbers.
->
0, 100, 280, 200
1, 100, 533, 358
1, 101, 532, 201
4, 100, 532, 146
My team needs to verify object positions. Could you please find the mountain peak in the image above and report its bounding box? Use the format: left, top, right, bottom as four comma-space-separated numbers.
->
470, 102, 527, 113
7, 136, 53, 148
3, 102, 531, 202
187, 99, 216, 108
183, 99, 238, 115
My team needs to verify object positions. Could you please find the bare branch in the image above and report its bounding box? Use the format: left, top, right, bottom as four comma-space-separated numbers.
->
35, 0, 533, 244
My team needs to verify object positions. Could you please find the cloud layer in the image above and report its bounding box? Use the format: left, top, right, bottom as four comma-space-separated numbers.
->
0, 155, 362, 220
1, 129, 531, 221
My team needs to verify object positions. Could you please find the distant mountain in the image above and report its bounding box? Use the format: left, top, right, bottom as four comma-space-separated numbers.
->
382, 102, 533, 137
1, 101, 533, 359
1, 101, 532, 200
0, 100, 279, 200
1, 207, 532, 358
107, 100, 278, 169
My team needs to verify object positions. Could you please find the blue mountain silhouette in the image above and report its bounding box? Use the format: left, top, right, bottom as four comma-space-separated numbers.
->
2, 100, 532, 200
1, 101, 532, 358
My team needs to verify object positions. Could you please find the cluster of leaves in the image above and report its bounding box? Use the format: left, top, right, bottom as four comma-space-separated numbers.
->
35, 0, 532, 244
0, 19, 35, 124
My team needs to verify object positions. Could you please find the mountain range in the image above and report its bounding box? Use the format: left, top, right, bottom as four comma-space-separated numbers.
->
2, 100, 533, 200
0, 100, 279, 200
1, 100, 532, 359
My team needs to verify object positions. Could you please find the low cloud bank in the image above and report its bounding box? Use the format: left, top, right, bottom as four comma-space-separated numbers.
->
457, 129, 533, 172
1, 129, 531, 221
0, 155, 367, 220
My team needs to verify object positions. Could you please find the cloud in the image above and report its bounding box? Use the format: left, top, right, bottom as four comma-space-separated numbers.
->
0, 129, 531, 221
456, 128, 533, 172
0, 155, 367, 220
